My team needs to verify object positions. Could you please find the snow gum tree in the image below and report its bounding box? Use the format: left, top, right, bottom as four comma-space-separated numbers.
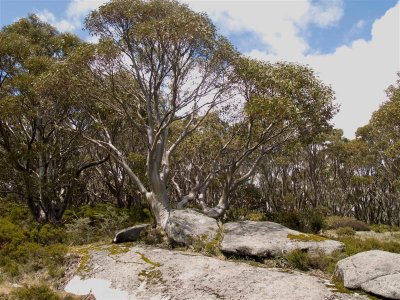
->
173, 58, 337, 217
82, 0, 236, 227
0, 16, 106, 223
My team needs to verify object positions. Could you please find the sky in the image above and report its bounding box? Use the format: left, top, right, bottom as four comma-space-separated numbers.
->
1, 0, 399, 138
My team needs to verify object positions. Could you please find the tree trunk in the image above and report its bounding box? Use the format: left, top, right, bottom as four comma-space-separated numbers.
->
201, 185, 229, 219
146, 191, 170, 228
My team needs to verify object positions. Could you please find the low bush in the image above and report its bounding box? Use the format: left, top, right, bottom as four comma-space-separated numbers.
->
340, 236, 400, 256
0, 201, 67, 279
0, 199, 151, 281
6, 284, 81, 300
336, 227, 356, 237
285, 249, 309, 271
191, 229, 223, 257
63, 203, 152, 244
306, 252, 331, 271
266, 208, 326, 233
7, 285, 60, 300
370, 224, 400, 233
325, 216, 370, 231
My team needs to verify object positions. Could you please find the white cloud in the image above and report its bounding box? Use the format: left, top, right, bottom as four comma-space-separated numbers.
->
356, 19, 366, 29
184, 0, 399, 137
305, 4, 400, 137
304, 0, 343, 28
37, 0, 107, 34
86, 35, 100, 44
37, 9, 77, 32
67, 0, 107, 19
184, 0, 343, 63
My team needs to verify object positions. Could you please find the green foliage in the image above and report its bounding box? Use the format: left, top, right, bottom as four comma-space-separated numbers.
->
306, 252, 331, 271
336, 227, 356, 237
0, 15, 86, 223
370, 224, 400, 233
0, 201, 66, 279
63, 203, 151, 244
340, 237, 400, 256
0, 200, 149, 283
266, 209, 325, 233
287, 233, 327, 242
191, 229, 223, 257
6, 284, 81, 300
224, 208, 266, 222
7, 284, 60, 300
325, 216, 370, 231
285, 249, 309, 271
247, 212, 267, 222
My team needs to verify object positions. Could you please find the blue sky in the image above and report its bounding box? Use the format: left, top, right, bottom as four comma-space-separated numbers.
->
1, 0, 399, 137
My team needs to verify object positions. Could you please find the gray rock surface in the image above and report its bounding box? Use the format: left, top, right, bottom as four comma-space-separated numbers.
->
221, 221, 344, 257
361, 273, 400, 299
65, 245, 367, 300
165, 209, 219, 245
113, 224, 150, 243
335, 250, 400, 299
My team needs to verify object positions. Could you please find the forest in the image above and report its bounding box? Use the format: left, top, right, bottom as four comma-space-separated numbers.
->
0, 0, 400, 298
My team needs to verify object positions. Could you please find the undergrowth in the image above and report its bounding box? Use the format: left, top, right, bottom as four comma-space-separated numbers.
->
0, 198, 151, 297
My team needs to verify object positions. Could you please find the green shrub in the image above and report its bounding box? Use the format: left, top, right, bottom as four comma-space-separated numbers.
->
0, 200, 67, 279
266, 208, 326, 233
325, 216, 370, 231
336, 227, 356, 237
2, 261, 19, 277
340, 236, 400, 256
191, 229, 223, 257
63, 203, 152, 244
64, 217, 94, 245
285, 249, 309, 271
8, 285, 60, 300
370, 224, 400, 233
308, 211, 326, 233
247, 212, 266, 222
224, 207, 251, 222
307, 252, 331, 272
224, 208, 266, 223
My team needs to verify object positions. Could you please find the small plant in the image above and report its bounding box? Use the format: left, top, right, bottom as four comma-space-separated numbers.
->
138, 269, 163, 283
191, 227, 223, 257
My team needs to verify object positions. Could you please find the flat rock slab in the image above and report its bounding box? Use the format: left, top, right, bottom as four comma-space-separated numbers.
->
221, 221, 344, 257
165, 209, 219, 245
335, 250, 400, 299
65, 245, 367, 300
113, 224, 150, 243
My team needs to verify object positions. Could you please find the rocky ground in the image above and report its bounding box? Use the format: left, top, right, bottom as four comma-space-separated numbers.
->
63, 209, 400, 300
65, 244, 368, 300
